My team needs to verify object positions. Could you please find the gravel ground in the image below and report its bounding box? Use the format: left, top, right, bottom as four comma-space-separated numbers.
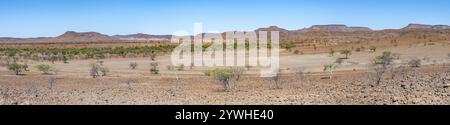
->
0, 66, 449, 105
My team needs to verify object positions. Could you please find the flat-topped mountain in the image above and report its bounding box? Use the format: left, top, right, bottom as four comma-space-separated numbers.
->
306, 24, 372, 32
403, 24, 450, 30
113, 33, 173, 41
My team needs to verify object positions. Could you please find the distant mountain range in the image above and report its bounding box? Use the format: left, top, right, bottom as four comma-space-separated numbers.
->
1, 23, 449, 43
113, 33, 173, 41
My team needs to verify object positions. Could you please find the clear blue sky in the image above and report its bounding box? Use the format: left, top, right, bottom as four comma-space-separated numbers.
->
1, 0, 450, 37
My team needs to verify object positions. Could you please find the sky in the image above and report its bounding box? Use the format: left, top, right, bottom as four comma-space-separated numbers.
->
1, 0, 450, 37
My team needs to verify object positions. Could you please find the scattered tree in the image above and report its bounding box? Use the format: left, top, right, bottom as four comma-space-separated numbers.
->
294, 50, 301, 55
372, 51, 394, 85
100, 66, 109, 76
282, 42, 296, 52
90, 63, 101, 78
37, 64, 53, 75
7, 63, 28, 75
62, 55, 69, 64
294, 67, 306, 83
340, 48, 352, 59
209, 68, 244, 91
323, 64, 337, 79
129, 62, 138, 69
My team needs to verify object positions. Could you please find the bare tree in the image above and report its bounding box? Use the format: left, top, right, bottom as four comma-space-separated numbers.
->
150, 61, 159, 74
90, 61, 109, 78
268, 72, 283, 89
372, 51, 394, 85
125, 79, 137, 90
294, 67, 306, 82
408, 59, 421, 68
48, 76, 57, 90
129, 62, 138, 69
209, 68, 244, 91
323, 64, 337, 79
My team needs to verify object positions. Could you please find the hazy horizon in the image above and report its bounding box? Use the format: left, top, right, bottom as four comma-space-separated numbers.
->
1, 0, 450, 37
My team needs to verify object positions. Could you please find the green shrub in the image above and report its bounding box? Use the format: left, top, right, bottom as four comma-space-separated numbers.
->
7, 63, 28, 75
340, 48, 352, 59
208, 68, 244, 91
37, 64, 52, 75
150, 61, 159, 74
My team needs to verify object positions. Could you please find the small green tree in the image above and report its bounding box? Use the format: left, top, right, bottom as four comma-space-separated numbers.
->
7, 63, 28, 75
177, 64, 185, 71
150, 61, 159, 74
129, 62, 138, 69
90, 62, 101, 78
372, 51, 394, 85
90, 61, 109, 78
282, 42, 296, 52
37, 64, 52, 75
340, 48, 352, 59
209, 68, 244, 91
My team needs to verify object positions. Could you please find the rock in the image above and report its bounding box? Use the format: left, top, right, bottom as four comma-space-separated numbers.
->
400, 84, 407, 89
443, 84, 450, 88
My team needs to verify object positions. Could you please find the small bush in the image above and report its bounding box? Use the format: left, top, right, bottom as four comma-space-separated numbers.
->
323, 64, 337, 79
294, 50, 301, 55
37, 64, 53, 75
329, 48, 335, 56
90, 63, 101, 78
100, 67, 109, 76
129, 62, 138, 69
408, 59, 421, 68
340, 48, 352, 59
150, 61, 159, 74
7, 63, 28, 75
268, 73, 283, 89
208, 68, 244, 91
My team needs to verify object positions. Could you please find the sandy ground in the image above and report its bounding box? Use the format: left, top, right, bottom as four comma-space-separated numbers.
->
0, 43, 450, 105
